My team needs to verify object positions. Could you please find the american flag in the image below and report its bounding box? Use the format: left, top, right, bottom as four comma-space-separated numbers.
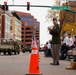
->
31, 33, 38, 48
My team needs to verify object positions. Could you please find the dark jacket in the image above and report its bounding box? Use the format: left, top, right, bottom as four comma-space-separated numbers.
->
50, 24, 62, 44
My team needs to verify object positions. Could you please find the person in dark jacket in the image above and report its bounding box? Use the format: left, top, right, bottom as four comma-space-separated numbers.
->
48, 18, 62, 65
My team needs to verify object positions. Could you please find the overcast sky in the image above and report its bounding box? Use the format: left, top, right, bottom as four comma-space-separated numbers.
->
0, 0, 57, 45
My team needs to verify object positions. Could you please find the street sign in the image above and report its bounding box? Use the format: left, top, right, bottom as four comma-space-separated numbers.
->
51, 6, 70, 10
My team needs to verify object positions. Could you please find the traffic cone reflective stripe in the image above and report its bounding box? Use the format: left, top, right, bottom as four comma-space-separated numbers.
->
32, 50, 38, 54
32, 48, 38, 50
32, 48, 38, 54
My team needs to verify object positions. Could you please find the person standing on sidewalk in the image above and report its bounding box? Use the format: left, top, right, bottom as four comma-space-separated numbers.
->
48, 18, 62, 65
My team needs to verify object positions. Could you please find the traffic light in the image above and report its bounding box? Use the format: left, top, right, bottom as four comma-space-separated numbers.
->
27, 2, 30, 10
2, 1, 8, 11
4, 1, 7, 5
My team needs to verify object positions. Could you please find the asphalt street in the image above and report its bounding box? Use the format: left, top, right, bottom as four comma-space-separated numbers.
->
0, 52, 76, 75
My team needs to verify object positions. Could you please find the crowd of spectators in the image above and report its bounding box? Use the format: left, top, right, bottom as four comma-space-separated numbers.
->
43, 33, 76, 59
60, 33, 76, 60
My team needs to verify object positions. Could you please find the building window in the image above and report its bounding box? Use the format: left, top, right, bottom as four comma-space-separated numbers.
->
22, 28, 24, 30
25, 40, 31, 42
6, 15, 10, 22
25, 28, 31, 30
21, 16, 26, 21
28, 16, 33, 21
28, 21, 33, 26
22, 36, 24, 38
25, 32, 32, 34
22, 40, 24, 42
36, 33, 39, 35
5, 32, 10, 39
26, 44, 31, 46
22, 32, 24, 34
34, 20, 39, 25
34, 19, 37, 23
36, 36, 39, 38
36, 38, 39, 40
25, 36, 32, 38
11, 20, 13, 23
15, 20, 21, 27
10, 26, 12, 30
36, 29, 39, 32
34, 22, 39, 25
22, 24, 24, 26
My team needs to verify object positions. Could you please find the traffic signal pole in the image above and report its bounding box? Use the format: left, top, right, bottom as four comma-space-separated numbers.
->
0, 5, 51, 8
65, 10, 76, 13
0, 4, 76, 13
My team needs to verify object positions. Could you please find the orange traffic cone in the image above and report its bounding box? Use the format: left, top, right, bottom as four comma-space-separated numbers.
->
26, 46, 42, 75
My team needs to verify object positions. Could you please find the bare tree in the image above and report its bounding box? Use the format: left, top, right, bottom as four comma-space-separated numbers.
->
46, 0, 74, 25
46, 0, 63, 22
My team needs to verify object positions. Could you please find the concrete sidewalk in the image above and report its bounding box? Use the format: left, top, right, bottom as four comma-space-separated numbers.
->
40, 52, 76, 75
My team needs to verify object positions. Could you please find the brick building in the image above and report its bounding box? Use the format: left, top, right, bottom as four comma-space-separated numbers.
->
15, 11, 40, 48
10, 15, 22, 41
0, 6, 22, 41
0, 7, 4, 39
1, 11, 12, 39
